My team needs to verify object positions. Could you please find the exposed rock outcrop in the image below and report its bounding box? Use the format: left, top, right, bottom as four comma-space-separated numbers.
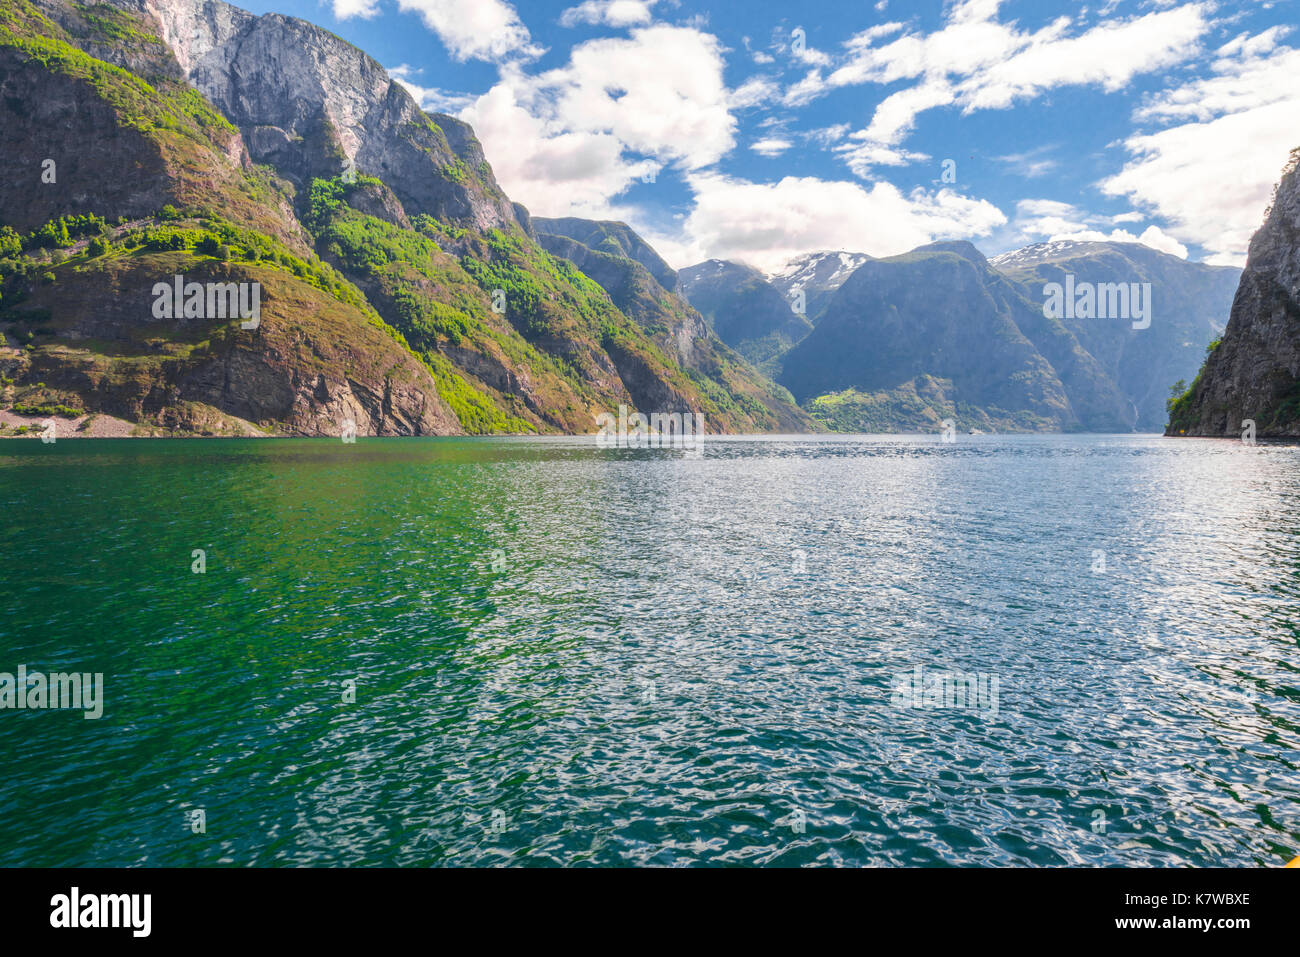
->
109, 0, 519, 231
1167, 149, 1300, 437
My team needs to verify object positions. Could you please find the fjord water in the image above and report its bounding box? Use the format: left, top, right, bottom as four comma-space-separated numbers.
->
0, 435, 1296, 867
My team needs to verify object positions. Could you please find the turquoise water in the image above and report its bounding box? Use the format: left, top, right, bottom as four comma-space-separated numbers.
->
0, 434, 1296, 866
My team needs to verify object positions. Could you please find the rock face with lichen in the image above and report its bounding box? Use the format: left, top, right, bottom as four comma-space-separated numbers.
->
1167, 149, 1300, 437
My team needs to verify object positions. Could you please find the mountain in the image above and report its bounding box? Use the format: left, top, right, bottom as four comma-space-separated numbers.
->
993, 240, 1239, 431
533, 217, 679, 292
532, 220, 810, 431
680, 236, 1238, 433
780, 241, 1135, 432
1167, 149, 1300, 437
0, 0, 806, 436
769, 251, 872, 324
679, 259, 812, 374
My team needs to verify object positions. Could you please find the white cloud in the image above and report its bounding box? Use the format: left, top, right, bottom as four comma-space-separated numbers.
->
782, 69, 828, 107
331, 0, 380, 18
559, 0, 658, 28
1047, 225, 1189, 259
751, 138, 793, 157
394, 0, 543, 62
647, 173, 1006, 272
807, 124, 851, 147
459, 25, 733, 216
836, 80, 952, 174
815, 0, 1213, 175
536, 25, 734, 168
460, 83, 656, 217
1102, 32, 1300, 264
1133, 226, 1188, 259
995, 198, 1188, 258
729, 75, 780, 109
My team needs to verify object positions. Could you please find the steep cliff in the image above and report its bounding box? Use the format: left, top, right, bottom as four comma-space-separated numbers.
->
92, 0, 519, 232
1167, 149, 1300, 437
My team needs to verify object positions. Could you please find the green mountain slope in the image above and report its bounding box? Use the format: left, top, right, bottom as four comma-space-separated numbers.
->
0, 0, 807, 436
535, 222, 812, 431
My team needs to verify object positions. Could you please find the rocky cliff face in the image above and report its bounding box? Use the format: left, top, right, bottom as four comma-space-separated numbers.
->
1167, 149, 1300, 437
0, 0, 459, 436
7, 254, 459, 434
0, 45, 171, 233
107, 0, 518, 232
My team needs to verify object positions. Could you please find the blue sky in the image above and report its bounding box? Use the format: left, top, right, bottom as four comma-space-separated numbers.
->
233, 0, 1299, 272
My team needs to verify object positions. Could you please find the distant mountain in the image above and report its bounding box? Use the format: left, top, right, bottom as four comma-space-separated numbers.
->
780, 241, 1135, 433
681, 236, 1239, 433
679, 259, 812, 373
533, 222, 812, 431
769, 251, 873, 324
1167, 149, 1300, 437
993, 241, 1239, 431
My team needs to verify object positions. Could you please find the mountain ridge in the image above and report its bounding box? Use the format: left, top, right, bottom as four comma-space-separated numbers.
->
680, 240, 1238, 432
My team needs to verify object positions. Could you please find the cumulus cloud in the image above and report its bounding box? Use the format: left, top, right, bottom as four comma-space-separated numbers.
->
460, 82, 656, 217
533, 25, 735, 167
559, 0, 658, 28
995, 199, 1189, 259
1102, 31, 1300, 264
459, 25, 733, 216
331, 0, 380, 18
649, 173, 1007, 272
394, 0, 543, 62
1050, 225, 1189, 259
